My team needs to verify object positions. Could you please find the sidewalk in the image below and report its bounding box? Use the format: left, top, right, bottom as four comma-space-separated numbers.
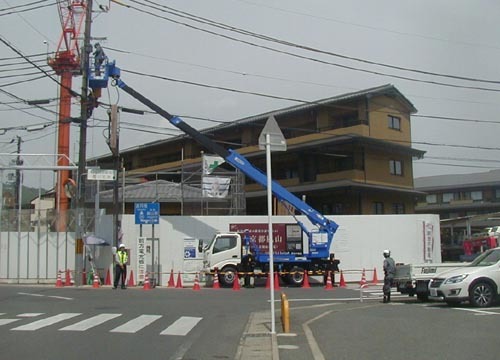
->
235, 311, 279, 360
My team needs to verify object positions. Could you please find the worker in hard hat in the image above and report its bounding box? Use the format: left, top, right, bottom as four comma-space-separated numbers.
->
382, 249, 396, 303
113, 243, 128, 289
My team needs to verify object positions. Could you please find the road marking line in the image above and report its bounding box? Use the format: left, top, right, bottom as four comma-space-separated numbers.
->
17, 313, 44, 317
17, 292, 44, 297
59, 313, 122, 331
11, 313, 81, 331
0, 319, 20, 326
160, 316, 202, 336
454, 308, 500, 315
48, 296, 73, 300
110, 314, 162, 333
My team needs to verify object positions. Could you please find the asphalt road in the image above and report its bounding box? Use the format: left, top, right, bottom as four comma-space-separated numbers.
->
1, 284, 499, 360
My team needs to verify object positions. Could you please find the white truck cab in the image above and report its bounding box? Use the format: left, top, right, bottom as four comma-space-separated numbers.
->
429, 247, 500, 307
200, 233, 243, 287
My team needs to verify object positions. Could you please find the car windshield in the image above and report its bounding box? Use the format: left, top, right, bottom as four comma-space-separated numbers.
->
469, 248, 500, 267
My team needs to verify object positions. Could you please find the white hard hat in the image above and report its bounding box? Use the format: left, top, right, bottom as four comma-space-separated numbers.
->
119, 243, 125, 248
383, 249, 390, 255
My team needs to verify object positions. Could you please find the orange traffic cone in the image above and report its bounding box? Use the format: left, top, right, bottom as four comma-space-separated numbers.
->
324, 270, 333, 290
192, 272, 201, 291
55, 271, 63, 287
64, 269, 71, 286
274, 271, 281, 290
232, 271, 241, 291
105, 269, 112, 286
212, 268, 220, 289
339, 270, 347, 287
69, 269, 74, 286
127, 270, 135, 287
360, 268, 367, 287
92, 273, 100, 288
372, 267, 379, 284
143, 272, 151, 290
265, 273, 271, 289
167, 269, 175, 288
302, 269, 311, 288
175, 271, 183, 288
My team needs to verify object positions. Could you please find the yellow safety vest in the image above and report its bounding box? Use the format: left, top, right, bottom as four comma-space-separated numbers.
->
117, 250, 128, 265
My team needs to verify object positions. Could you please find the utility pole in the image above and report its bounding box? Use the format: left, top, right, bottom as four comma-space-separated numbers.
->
75, 0, 93, 285
14, 135, 22, 209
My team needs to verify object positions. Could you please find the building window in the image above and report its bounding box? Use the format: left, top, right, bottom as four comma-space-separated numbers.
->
471, 191, 483, 201
426, 194, 437, 204
389, 160, 403, 176
373, 202, 384, 214
442, 193, 454, 203
495, 189, 500, 199
392, 203, 405, 214
388, 115, 401, 130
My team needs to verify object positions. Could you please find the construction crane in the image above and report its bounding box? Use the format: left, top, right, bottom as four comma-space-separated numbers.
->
48, 1, 87, 231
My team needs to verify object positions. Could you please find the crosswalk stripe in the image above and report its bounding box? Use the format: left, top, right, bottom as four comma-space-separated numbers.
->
17, 313, 44, 318
160, 316, 202, 336
11, 313, 81, 331
110, 315, 162, 333
59, 313, 122, 331
0, 319, 20, 326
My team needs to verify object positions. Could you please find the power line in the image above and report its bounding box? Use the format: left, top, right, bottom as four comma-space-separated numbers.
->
126, 0, 500, 90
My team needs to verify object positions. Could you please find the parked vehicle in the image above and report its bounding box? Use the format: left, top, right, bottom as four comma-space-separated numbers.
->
461, 232, 498, 262
429, 247, 500, 307
394, 262, 467, 301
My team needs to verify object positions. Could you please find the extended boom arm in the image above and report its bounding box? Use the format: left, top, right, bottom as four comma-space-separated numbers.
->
107, 63, 338, 249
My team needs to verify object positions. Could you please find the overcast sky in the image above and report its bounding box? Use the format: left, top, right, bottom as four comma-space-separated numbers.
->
1, 0, 500, 188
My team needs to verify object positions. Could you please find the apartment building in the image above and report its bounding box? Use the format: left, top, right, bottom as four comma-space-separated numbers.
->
92, 84, 424, 216
415, 169, 500, 260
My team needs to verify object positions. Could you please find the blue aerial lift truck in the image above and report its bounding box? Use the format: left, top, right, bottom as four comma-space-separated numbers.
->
89, 59, 339, 286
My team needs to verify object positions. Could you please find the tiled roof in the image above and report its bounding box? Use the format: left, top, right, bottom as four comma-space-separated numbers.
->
98, 179, 202, 203
414, 169, 500, 190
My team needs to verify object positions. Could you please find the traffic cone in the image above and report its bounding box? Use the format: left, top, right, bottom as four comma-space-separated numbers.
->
372, 267, 379, 284
212, 268, 220, 289
302, 269, 311, 288
55, 271, 63, 287
167, 269, 175, 288
64, 269, 71, 286
339, 270, 347, 288
265, 273, 271, 289
192, 272, 201, 291
92, 273, 100, 288
127, 270, 135, 287
232, 271, 241, 291
82, 269, 87, 285
143, 272, 151, 290
274, 271, 281, 290
360, 268, 367, 286
324, 270, 333, 290
175, 271, 183, 288
105, 269, 112, 286
69, 269, 74, 286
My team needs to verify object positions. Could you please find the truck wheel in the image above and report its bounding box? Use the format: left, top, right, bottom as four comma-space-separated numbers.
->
220, 266, 237, 288
288, 267, 304, 287
470, 282, 495, 307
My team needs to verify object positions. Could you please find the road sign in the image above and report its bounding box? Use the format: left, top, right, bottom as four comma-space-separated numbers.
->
88, 168, 117, 181
134, 203, 160, 225
258, 115, 287, 151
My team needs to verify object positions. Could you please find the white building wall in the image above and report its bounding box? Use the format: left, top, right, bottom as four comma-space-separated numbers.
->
0, 214, 441, 285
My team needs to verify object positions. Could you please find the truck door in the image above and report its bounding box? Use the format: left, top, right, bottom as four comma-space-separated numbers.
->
210, 234, 240, 269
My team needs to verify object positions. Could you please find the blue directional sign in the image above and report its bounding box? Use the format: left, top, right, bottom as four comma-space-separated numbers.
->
134, 202, 160, 225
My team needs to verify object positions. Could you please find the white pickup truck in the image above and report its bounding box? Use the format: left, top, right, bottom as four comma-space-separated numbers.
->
394, 262, 468, 301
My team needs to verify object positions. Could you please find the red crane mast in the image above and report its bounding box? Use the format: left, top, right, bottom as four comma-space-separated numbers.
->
48, 1, 86, 231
